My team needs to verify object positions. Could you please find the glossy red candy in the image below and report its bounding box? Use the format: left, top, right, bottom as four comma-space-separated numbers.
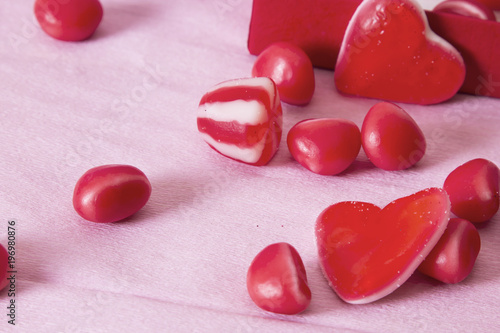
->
443, 158, 500, 223
334, 0, 466, 105
197, 77, 283, 166
474, 0, 500, 10
252, 42, 315, 105
361, 102, 426, 171
0, 244, 8, 290
433, 0, 496, 20
287, 118, 361, 175
247, 242, 311, 314
34, 0, 103, 41
73, 164, 152, 223
418, 218, 481, 284
316, 188, 450, 304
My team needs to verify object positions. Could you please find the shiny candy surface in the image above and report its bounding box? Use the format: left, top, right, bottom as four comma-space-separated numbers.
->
252, 42, 315, 105
246, 242, 311, 314
361, 102, 426, 170
287, 118, 361, 175
34, 0, 103, 41
316, 188, 450, 304
418, 218, 481, 284
443, 158, 500, 223
73, 165, 152, 223
334, 0, 466, 105
197, 77, 283, 166
474, 0, 500, 10
433, 0, 496, 20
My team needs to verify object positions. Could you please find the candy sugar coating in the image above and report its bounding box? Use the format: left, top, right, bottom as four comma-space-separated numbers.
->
418, 218, 481, 284
73, 165, 152, 223
247, 242, 311, 315
34, 0, 103, 41
252, 42, 315, 105
361, 102, 426, 171
287, 118, 361, 175
197, 77, 283, 166
316, 188, 450, 304
0, 244, 8, 290
443, 158, 500, 223
433, 0, 496, 21
334, 0, 466, 105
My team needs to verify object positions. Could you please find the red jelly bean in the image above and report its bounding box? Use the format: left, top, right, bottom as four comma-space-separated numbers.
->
287, 118, 361, 175
247, 242, 311, 314
73, 165, 152, 223
418, 218, 481, 284
433, 0, 496, 20
0, 244, 8, 290
443, 158, 500, 223
334, 0, 466, 105
197, 77, 283, 166
316, 188, 450, 304
361, 102, 426, 171
34, 0, 103, 41
252, 42, 315, 105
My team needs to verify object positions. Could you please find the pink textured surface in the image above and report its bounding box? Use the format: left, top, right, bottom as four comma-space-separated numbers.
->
1, 0, 499, 331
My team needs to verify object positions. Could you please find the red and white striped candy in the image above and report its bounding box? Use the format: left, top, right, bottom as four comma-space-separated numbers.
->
197, 77, 283, 166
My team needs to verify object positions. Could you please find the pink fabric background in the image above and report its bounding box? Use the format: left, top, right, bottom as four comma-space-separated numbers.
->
1, 0, 499, 331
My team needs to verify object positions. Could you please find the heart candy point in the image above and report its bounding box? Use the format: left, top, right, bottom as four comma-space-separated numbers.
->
316, 188, 450, 304
335, 0, 466, 105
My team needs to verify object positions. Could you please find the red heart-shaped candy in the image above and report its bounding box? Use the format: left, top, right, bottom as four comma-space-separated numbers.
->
316, 188, 450, 304
334, 0, 466, 105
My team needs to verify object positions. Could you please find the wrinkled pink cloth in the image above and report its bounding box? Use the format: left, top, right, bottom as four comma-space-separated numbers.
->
1, 0, 499, 332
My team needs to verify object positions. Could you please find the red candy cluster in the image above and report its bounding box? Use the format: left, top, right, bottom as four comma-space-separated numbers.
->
238, 0, 498, 313
26, 0, 499, 318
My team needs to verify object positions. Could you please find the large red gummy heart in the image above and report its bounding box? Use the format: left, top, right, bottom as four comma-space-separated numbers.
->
316, 188, 450, 304
334, 0, 466, 105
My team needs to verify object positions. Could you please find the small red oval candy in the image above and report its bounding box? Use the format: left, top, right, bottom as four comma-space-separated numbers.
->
443, 158, 499, 223
287, 118, 361, 175
247, 242, 311, 315
361, 102, 426, 171
418, 218, 481, 284
73, 165, 152, 223
34, 0, 103, 41
252, 42, 315, 105
0, 244, 8, 290
433, 0, 496, 21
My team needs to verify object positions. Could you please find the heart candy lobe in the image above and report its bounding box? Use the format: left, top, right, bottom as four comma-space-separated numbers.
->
334, 0, 466, 105
316, 188, 450, 304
